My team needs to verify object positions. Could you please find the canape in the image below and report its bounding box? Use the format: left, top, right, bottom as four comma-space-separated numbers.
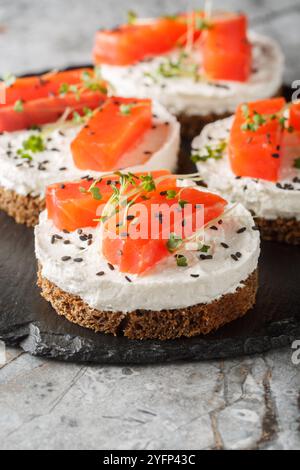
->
0, 69, 179, 226
192, 98, 300, 245
94, 10, 284, 140
35, 171, 260, 340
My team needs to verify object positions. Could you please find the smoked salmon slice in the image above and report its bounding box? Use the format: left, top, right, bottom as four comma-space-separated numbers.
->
102, 185, 227, 275
93, 13, 204, 66
2, 68, 93, 105
229, 98, 286, 182
71, 97, 152, 172
289, 102, 300, 131
202, 13, 252, 81
46, 171, 171, 232
0, 90, 106, 132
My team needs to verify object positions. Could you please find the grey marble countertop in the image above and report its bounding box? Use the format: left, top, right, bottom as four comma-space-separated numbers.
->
0, 0, 300, 450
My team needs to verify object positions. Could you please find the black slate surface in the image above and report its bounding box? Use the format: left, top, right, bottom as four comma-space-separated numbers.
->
0, 208, 299, 364
0, 80, 299, 364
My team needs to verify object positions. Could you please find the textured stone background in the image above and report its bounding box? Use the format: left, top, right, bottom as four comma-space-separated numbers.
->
0, 0, 300, 450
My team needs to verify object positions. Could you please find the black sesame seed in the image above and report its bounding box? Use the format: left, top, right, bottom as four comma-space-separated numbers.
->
191, 274, 200, 278
236, 252, 242, 258
59, 167, 67, 171
51, 235, 56, 244
125, 276, 132, 283
54, 234, 63, 240
77, 229, 83, 234
218, 220, 223, 225
127, 215, 135, 221
63, 229, 69, 234
63, 240, 71, 245
61, 256, 71, 262
210, 226, 218, 231
74, 258, 83, 263
231, 254, 238, 262
200, 254, 213, 260
271, 153, 280, 159
221, 242, 229, 249
237, 227, 247, 234
108, 263, 115, 271
96, 271, 105, 276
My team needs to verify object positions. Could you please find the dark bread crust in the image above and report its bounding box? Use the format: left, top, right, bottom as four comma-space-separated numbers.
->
37, 266, 258, 340
0, 186, 45, 227
256, 217, 300, 245
178, 110, 232, 141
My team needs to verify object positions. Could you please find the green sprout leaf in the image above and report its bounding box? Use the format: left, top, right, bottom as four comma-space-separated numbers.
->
23, 135, 45, 153
59, 83, 70, 95
294, 157, 300, 169
200, 244, 210, 253
119, 103, 135, 116
90, 186, 103, 201
166, 190, 177, 199
191, 141, 227, 163
178, 199, 188, 208
127, 10, 138, 25
175, 254, 188, 267
14, 99, 24, 113
195, 17, 212, 31
167, 233, 183, 252
140, 174, 156, 192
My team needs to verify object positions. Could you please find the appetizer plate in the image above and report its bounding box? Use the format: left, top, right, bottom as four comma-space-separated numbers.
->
0, 209, 299, 364
0, 73, 298, 364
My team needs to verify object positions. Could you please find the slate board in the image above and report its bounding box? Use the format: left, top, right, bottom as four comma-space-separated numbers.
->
0, 81, 299, 364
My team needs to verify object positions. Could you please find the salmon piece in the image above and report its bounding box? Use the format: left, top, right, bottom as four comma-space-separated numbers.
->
102, 186, 227, 275
71, 97, 152, 171
229, 98, 286, 181
289, 102, 300, 131
3, 68, 93, 105
46, 171, 171, 232
202, 13, 252, 81
0, 90, 106, 132
93, 13, 203, 66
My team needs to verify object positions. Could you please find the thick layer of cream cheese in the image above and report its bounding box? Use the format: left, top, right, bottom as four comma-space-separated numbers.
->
101, 33, 284, 117
192, 117, 300, 221
0, 102, 179, 198
35, 202, 260, 313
